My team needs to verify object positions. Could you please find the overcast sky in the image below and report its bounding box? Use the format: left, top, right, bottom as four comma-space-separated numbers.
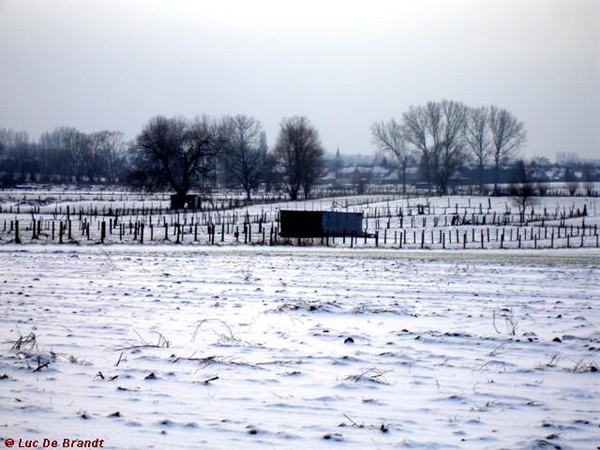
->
0, 0, 598, 161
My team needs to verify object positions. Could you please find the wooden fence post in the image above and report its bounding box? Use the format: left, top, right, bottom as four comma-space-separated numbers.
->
101, 221, 106, 243
15, 220, 21, 244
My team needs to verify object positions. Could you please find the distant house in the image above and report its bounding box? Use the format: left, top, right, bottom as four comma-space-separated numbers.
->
320, 149, 419, 190
329, 148, 345, 171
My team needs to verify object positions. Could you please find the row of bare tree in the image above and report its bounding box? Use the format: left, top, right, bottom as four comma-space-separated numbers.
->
0, 115, 326, 200
2, 102, 596, 200
372, 100, 527, 195
129, 114, 325, 201
0, 127, 127, 184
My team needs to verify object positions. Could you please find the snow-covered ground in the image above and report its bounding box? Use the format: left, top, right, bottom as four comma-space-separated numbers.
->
1, 192, 598, 250
1, 245, 599, 449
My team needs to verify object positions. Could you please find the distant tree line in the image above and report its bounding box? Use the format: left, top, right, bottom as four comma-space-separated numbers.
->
0, 114, 326, 201
372, 100, 529, 195
1, 103, 598, 200
0, 127, 128, 185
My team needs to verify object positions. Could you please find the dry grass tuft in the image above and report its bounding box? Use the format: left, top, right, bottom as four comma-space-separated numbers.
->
11, 332, 38, 353
345, 368, 392, 385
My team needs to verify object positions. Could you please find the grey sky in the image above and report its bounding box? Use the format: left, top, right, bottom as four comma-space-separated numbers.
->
0, 0, 598, 161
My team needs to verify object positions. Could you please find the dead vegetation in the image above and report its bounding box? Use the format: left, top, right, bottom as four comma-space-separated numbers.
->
170, 352, 258, 369
546, 354, 561, 368
275, 299, 340, 313
493, 307, 520, 336
239, 264, 255, 282
10, 329, 89, 372
11, 331, 38, 353
572, 359, 598, 373
116, 330, 171, 350
192, 319, 237, 343
345, 368, 392, 385
95, 371, 119, 381
339, 413, 391, 434
10, 330, 51, 372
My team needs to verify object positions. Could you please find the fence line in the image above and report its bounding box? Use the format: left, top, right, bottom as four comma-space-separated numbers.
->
3, 214, 599, 250
1, 194, 598, 249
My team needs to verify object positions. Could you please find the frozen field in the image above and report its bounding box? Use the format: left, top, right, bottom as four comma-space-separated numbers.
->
1, 191, 598, 250
0, 245, 599, 449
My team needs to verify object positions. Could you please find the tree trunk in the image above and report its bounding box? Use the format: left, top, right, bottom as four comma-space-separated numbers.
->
493, 161, 500, 195
478, 159, 484, 194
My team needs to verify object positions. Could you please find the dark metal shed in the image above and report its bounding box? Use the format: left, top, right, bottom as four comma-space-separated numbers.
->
279, 210, 363, 238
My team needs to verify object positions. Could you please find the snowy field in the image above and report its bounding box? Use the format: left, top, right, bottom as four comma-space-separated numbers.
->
1, 244, 599, 449
0, 191, 598, 250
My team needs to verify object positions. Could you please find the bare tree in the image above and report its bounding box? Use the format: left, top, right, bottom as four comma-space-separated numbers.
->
0, 129, 32, 182
530, 157, 550, 196
221, 115, 267, 201
133, 115, 222, 195
402, 100, 467, 194
371, 119, 414, 194
510, 159, 537, 223
37, 127, 91, 182
438, 100, 468, 194
556, 153, 581, 196
581, 163, 596, 196
2, 126, 130, 184
39, 128, 71, 181
89, 130, 127, 183
556, 152, 580, 166
489, 106, 527, 194
58, 127, 91, 183
563, 166, 579, 196
262, 150, 280, 193
274, 116, 325, 200
0, 128, 29, 150
13, 139, 38, 182
403, 104, 434, 191
464, 106, 491, 194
